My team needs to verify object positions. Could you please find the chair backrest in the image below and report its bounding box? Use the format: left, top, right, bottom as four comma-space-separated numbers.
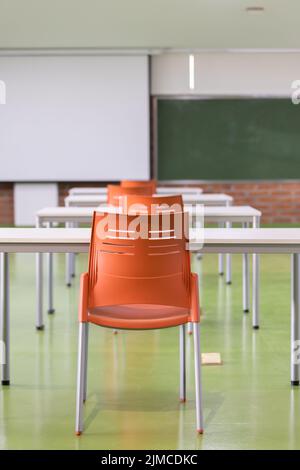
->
121, 179, 157, 193
123, 194, 183, 215
107, 184, 153, 206
87, 211, 191, 309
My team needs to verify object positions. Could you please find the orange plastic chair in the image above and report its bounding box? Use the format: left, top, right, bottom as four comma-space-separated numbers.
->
107, 184, 153, 206
121, 179, 157, 193
75, 211, 204, 435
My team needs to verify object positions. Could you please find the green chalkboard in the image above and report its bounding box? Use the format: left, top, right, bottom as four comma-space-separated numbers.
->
157, 98, 300, 180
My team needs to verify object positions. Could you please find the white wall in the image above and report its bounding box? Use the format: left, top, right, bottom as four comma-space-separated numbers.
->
151, 53, 300, 96
0, 55, 149, 181
14, 183, 58, 226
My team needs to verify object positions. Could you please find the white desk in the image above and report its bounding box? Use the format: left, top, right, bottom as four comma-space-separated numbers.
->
64, 193, 233, 208
157, 187, 203, 194
0, 227, 299, 387
37, 204, 260, 322
68, 187, 203, 196
37, 204, 255, 225
65, 194, 107, 207
69, 187, 108, 196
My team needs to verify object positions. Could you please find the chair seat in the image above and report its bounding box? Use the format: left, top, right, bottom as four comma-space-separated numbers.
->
88, 304, 190, 329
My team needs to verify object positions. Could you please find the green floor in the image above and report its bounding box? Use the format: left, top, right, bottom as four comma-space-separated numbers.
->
1, 251, 300, 450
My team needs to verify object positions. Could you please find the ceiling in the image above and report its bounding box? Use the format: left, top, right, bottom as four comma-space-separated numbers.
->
0, 0, 299, 51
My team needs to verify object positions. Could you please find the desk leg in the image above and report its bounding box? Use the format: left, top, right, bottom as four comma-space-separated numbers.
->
47, 222, 55, 314
71, 223, 76, 278
65, 222, 72, 287
291, 254, 300, 386
226, 221, 232, 285
252, 216, 260, 329
0, 253, 10, 385
36, 252, 44, 330
218, 223, 224, 275
243, 222, 250, 313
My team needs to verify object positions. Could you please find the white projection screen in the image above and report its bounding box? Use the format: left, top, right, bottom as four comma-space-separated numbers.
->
0, 55, 149, 181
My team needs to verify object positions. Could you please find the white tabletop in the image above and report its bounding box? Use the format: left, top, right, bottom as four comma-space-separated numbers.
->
37, 205, 261, 223
65, 194, 107, 206
69, 187, 108, 195
69, 186, 203, 196
64, 193, 233, 207
0, 227, 299, 254
182, 193, 233, 204
157, 187, 203, 194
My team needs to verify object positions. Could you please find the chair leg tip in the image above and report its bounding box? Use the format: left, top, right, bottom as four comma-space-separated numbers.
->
188, 330, 193, 335
197, 428, 204, 434
253, 325, 259, 330
291, 380, 300, 386
113, 330, 118, 335
180, 398, 186, 403
36, 325, 44, 331
244, 309, 249, 313
66, 283, 72, 287
2, 380, 10, 386
48, 309, 55, 314
226, 281, 232, 285
75, 431, 82, 436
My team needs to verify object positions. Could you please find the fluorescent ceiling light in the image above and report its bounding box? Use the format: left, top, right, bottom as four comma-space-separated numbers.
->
189, 54, 195, 90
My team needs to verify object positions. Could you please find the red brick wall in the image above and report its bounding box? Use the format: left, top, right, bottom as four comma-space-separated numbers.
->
1, 181, 300, 225
165, 182, 300, 224
0, 184, 14, 225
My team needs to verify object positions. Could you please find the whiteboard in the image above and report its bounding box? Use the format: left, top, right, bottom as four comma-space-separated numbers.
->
0, 55, 149, 181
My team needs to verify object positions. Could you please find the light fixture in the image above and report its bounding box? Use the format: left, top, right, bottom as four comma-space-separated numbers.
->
189, 54, 195, 90
245, 6, 265, 13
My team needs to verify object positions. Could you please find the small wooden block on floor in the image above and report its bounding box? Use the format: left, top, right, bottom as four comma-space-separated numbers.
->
201, 352, 222, 365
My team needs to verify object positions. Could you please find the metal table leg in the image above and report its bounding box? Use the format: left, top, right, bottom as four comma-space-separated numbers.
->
226, 221, 232, 285
252, 216, 260, 329
65, 222, 72, 287
0, 253, 10, 385
36, 217, 44, 330
243, 222, 250, 313
71, 223, 77, 278
291, 254, 300, 386
47, 222, 55, 314
218, 222, 224, 275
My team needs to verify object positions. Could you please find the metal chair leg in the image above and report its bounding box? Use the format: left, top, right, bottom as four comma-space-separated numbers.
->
83, 324, 89, 402
75, 322, 88, 435
193, 322, 204, 434
187, 322, 193, 335
179, 324, 186, 402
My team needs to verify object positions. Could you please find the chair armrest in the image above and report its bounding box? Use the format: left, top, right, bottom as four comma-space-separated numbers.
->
78, 272, 89, 322
190, 272, 200, 323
